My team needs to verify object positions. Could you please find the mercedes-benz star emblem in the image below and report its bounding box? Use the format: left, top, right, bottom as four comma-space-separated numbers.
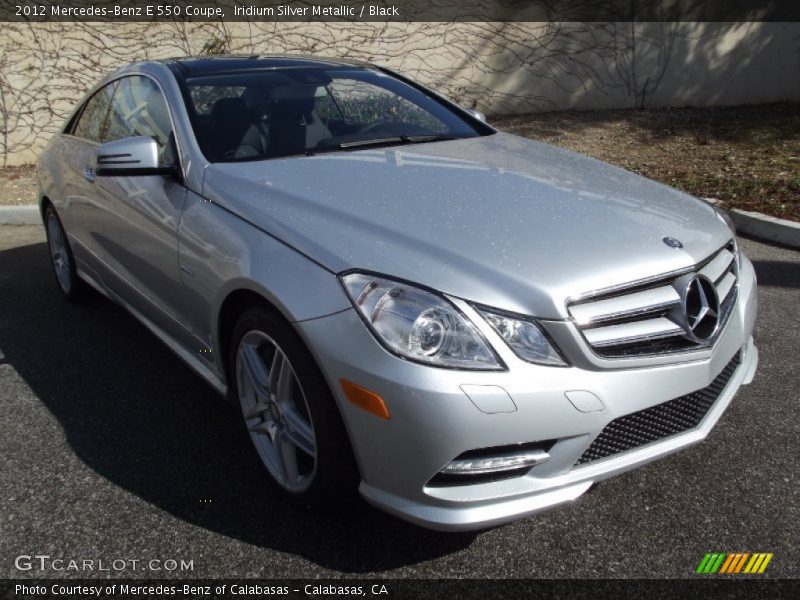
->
663, 237, 683, 249
678, 274, 720, 343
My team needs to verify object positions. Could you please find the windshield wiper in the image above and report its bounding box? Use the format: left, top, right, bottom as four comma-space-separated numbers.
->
338, 134, 459, 150
405, 134, 461, 143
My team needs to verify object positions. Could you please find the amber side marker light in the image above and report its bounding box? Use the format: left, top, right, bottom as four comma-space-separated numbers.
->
340, 379, 391, 420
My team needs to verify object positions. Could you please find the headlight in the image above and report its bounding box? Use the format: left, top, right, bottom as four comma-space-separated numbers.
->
478, 308, 567, 367
711, 205, 740, 266
341, 273, 503, 370
713, 205, 737, 234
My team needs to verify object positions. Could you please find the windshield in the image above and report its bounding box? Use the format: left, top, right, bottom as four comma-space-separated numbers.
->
182, 67, 487, 162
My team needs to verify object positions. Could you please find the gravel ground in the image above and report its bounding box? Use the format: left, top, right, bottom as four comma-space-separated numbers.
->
0, 226, 797, 580
0, 166, 37, 206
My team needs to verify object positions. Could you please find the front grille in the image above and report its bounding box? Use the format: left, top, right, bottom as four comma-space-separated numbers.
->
574, 352, 741, 466
568, 241, 739, 359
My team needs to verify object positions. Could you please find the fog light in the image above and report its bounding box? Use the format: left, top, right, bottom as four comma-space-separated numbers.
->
429, 441, 554, 486
442, 450, 550, 475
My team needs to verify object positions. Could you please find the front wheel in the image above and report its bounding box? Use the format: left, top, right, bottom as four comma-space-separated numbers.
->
230, 307, 358, 506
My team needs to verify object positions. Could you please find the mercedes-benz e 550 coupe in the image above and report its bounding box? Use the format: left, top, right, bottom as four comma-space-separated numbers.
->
38, 56, 758, 530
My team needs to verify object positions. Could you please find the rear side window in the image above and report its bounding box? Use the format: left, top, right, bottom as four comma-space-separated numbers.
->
71, 82, 116, 142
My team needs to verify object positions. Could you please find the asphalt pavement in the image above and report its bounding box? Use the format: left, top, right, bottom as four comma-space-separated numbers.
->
0, 226, 797, 579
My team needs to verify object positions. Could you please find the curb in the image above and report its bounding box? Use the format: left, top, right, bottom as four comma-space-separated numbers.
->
0, 205, 40, 225
728, 209, 800, 250
2, 202, 799, 249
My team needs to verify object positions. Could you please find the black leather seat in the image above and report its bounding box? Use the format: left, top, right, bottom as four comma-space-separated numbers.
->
208, 97, 268, 160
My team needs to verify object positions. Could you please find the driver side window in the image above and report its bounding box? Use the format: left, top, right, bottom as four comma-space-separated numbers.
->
105, 76, 176, 166
71, 82, 117, 143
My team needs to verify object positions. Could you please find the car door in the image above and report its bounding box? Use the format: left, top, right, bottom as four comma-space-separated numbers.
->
57, 81, 118, 277
90, 75, 196, 348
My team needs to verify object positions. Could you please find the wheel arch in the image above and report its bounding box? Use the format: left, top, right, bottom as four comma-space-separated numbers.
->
217, 288, 286, 378
215, 285, 329, 393
211, 266, 350, 386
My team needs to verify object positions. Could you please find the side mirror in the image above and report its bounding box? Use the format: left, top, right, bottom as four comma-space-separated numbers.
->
95, 136, 176, 177
465, 109, 487, 123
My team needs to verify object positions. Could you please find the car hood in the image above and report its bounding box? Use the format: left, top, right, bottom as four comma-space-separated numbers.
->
202, 133, 732, 319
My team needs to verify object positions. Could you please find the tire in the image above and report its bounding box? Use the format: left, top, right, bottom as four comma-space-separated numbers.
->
229, 306, 359, 507
44, 204, 87, 301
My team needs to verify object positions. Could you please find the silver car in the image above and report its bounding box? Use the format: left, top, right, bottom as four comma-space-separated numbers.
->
37, 56, 758, 531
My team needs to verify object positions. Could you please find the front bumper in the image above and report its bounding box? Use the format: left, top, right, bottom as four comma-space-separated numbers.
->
296, 255, 758, 531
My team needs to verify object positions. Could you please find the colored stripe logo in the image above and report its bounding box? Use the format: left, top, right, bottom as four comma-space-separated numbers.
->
696, 552, 773, 574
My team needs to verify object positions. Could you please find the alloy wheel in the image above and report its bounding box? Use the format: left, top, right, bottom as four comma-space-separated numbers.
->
46, 212, 72, 294
235, 330, 318, 493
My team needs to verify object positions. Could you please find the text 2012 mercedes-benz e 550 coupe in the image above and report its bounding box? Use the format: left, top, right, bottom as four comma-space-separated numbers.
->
38, 56, 758, 531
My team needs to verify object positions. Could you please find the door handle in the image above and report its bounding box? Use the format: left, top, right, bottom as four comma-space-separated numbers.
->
83, 167, 96, 183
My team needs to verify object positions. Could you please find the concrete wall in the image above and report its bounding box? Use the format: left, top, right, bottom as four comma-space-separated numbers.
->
1, 21, 799, 165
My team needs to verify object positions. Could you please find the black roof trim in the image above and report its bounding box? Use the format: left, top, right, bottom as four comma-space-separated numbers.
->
161, 54, 374, 77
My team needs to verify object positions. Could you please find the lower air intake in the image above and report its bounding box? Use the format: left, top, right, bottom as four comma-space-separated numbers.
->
575, 352, 741, 466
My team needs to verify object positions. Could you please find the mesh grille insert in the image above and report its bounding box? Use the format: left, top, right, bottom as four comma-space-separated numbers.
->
574, 352, 741, 466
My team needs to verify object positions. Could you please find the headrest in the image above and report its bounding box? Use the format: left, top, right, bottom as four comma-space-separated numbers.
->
211, 96, 249, 120
269, 85, 319, 116
242, 84, 271, 112
269, 84, 319, 101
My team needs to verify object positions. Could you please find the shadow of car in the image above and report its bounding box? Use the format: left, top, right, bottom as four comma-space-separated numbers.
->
0, 240, 476, 573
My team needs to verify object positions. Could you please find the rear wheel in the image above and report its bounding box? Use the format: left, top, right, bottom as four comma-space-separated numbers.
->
230, 306, 358, 506
44, 204, 86, 301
